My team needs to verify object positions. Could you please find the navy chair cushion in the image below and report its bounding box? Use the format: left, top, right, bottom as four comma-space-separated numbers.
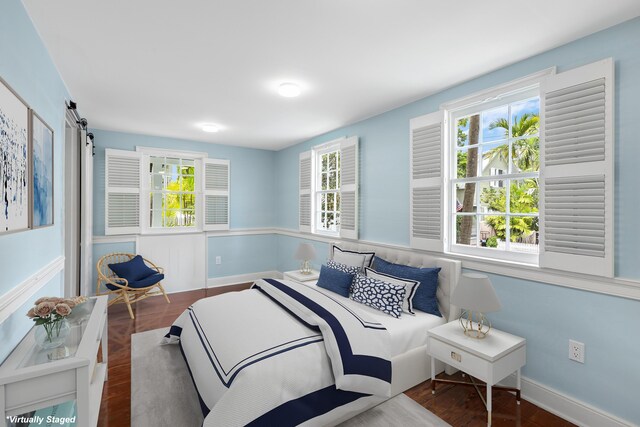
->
108, 255, 157, 283
316, 264, 355, 297
106, 273, 165, 291
373, 256, 442, 317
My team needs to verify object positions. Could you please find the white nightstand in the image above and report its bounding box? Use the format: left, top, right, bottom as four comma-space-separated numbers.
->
427, 320, 526, 426
283, 269, 320, 285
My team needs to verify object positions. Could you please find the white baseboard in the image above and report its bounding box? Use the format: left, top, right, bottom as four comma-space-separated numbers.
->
206, 271, 282, 288
0, 256, 65, 325
495, 374, 635, 427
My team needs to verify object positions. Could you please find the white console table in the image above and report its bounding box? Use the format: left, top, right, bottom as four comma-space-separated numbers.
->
0, 296, 108, 427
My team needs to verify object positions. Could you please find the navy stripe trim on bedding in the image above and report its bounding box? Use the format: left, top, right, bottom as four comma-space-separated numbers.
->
263, 278, 392, 383
245, 385, 369, 427
163, 325, 183, 339
254, 286, 321, 332
301, 282, 386, 330
178, 341, 210, 419
188, 308, 323, 387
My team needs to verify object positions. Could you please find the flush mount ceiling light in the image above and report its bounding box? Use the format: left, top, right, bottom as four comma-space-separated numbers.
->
201, 124, 220, 133
278, 82, 301, 98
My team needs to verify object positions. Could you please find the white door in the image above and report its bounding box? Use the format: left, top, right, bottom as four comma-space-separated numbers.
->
79, 130, 93, 296
63, 116, 80, 297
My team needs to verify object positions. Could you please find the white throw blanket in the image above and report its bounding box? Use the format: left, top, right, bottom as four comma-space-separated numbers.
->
163, 279, 393, 426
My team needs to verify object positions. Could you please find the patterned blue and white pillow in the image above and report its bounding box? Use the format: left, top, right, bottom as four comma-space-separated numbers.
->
327, 259, 360, 276
364, 267, 420, 315
350, 273, 406, 318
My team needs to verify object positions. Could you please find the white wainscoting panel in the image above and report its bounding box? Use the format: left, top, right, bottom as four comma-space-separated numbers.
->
138, 234, 206, 293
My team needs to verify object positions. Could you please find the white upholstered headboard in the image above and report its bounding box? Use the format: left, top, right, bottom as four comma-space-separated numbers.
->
330, 242, 461, 322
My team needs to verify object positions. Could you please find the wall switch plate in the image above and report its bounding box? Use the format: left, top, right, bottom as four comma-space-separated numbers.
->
569, 339, 585, 363
215, 256, 222, 265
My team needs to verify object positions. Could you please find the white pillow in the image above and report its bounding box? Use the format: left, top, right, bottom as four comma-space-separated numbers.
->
333, 250, 366, 270
332, 245, 375, 270
364, 267, 420, 315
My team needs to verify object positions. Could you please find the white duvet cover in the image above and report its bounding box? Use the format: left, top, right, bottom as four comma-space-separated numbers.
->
305, 283, 446, 356
163, 279, 396, 426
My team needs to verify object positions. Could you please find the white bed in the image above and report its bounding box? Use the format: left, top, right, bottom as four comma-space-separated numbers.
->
164, 242, 461, 426
328, 242, 461, 395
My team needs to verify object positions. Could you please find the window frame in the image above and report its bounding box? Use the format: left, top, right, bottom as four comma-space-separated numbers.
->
312, 140, 342, 237
148, 156, 197, 229
442, 68, 555, 265
137, 147, 207, 234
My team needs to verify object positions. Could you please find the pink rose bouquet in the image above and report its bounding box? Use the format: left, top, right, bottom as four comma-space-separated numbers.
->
27, 296, 78, 343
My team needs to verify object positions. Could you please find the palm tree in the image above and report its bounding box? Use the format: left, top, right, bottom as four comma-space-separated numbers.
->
483, 113, 539, 172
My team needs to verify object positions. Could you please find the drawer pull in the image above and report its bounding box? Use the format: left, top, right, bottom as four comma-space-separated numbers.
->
451, 351, 462, 363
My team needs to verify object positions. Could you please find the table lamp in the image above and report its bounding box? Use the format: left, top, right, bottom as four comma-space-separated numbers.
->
451, 273, 501, 339
294, 242, 316, 275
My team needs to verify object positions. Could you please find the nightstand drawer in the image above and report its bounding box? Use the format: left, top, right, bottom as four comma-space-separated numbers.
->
428, 336, 491, 382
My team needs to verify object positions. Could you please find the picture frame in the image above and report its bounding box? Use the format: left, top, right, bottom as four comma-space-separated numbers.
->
31, 111, 54, 228
0, 76, 31, 234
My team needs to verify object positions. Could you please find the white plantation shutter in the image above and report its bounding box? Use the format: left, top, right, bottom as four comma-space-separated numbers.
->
105, 149, 142, 235
339, 137, 358, 240
203, 159, 230, 231
410, 111, 444, 252
539, 58, 614, 277
299, 151, 312, 232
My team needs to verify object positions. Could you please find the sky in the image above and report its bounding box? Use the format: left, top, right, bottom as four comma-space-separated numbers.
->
458, 96, 540, 145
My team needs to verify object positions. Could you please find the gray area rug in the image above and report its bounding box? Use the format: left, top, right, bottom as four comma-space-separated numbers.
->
131, 328, 450, 427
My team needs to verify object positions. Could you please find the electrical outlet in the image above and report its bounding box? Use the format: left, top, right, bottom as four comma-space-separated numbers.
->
569, 340, 585, 363
215, 256, 222, 265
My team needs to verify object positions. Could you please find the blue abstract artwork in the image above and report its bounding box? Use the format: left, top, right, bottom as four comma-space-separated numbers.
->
32, 114, 53, 228
0, 80, 29, 233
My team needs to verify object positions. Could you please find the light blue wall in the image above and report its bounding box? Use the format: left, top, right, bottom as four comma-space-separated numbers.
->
91, 129, 278, 287
208, 234, 277, 278
91, 129, 276, 236
485, 272, 640, 422
0, 0, 69, 294
0, 0, 69, 363
276, 234, 330, 274
275, 17, 640, 280
0, 274, 62, 363
274, 18, 640, 423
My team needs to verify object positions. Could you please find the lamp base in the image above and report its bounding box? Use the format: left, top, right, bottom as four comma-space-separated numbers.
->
459, 310, 491, 339
299, 260, 312, 275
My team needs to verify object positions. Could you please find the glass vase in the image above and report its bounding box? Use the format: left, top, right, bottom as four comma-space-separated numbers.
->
34, 318, 70, 350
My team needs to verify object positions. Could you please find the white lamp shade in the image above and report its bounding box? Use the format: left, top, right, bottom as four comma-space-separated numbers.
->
451, 273, 501, 313
294, 243, 316, 261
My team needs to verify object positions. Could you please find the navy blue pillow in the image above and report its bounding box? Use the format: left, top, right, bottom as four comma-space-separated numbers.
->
316, 264, 355, 297
106, 273, 164, 290
373, 257, 442, 317
109, 255, 157, 283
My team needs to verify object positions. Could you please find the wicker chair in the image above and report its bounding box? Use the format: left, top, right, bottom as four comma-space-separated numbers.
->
96, 253, 170, 319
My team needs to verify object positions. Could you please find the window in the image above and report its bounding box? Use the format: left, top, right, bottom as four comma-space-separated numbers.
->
315, 146, 341, 234
299, 136, 358, 239
411, 61, 613, 276
450, 90, 540, 262
149, 156, 196, 228
105, 148, 230, 235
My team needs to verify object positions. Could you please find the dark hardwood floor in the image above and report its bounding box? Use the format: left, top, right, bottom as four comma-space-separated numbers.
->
97, 286, 573, 427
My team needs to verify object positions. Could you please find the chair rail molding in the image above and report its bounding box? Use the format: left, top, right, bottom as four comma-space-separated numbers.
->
271, 228, 640, 302
0, 256, 65, 325
94, 227, 640, 301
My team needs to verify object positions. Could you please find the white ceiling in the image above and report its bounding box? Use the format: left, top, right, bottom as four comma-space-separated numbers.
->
22, 1, 640, 150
